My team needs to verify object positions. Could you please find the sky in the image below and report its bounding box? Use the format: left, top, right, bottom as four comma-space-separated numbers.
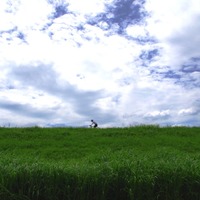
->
0, 0, 200, 127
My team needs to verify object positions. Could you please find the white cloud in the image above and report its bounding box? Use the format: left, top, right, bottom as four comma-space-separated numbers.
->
145, 110, 170, 117
145, 0, 200, 68
126, 25, 147, 38
178, 108, 196, 115
67, 0, 111, 16
14, 0, 52, 30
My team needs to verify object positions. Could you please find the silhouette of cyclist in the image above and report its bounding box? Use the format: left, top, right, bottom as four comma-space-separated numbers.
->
90, 119, 98, 128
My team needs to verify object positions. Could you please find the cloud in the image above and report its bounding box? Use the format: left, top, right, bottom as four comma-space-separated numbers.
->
145, 110, 170, 118
0, 99, 54, 119
7, 62, 118, 125
145, 0, 200, 68
0, 0, 199, 127
178, 108, 197, 116
67, 0, 108, 16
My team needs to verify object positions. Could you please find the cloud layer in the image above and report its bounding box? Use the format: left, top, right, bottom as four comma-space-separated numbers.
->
0, 0, 200, 127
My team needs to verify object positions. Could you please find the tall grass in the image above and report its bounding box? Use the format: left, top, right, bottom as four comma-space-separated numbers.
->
0, 126, 200, 199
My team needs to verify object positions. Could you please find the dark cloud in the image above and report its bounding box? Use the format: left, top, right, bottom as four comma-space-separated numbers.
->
181, 57, 200, 73
191, 57, 200, 62
176, 57, 200, 88
10, 63, 59, 91
194, 100, 200, 115
164, 71, 181, 79
0, 99, 54, 119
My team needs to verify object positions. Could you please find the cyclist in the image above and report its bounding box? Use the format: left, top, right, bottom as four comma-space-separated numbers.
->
90, 119, 98, 128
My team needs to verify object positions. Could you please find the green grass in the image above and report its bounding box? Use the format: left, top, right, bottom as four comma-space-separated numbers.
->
0, 126, 200, 200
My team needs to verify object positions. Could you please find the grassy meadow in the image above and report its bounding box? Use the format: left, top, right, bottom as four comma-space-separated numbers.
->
0, 125, 200, 200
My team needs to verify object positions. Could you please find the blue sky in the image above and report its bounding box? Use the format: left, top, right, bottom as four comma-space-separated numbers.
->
0, 0, 200, 127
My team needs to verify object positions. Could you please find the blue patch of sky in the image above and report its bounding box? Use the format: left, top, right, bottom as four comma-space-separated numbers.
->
164, 70, 181, 79
138, 49, 160, 67
149, 57, 200, 88
48, 0, 69, 19
53, 4, 69, 18
17, 32, 25, 40
48, 31, 54, 39
151, 68, 200, 88
150, 69, 181, 82
76, 24, 85, 31
139, 49, 159, 60
148, 57, 200, 88
108, 0, 141, 33
87, 0, 147, 34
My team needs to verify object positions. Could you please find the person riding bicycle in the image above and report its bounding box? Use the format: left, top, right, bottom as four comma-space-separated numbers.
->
90, 119, 98, 128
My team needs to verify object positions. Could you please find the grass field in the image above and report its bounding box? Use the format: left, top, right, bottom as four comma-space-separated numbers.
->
0, 125, 200, 200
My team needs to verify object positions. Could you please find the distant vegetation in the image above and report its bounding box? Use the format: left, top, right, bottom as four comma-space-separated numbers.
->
0, 126, 200, 200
